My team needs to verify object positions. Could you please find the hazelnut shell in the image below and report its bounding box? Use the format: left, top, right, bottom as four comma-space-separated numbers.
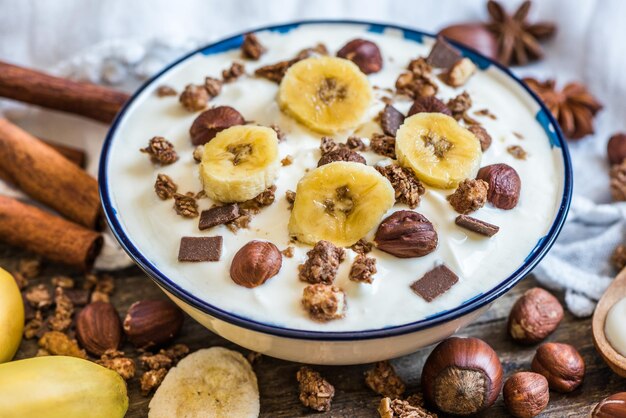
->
439, 23, 499, 61
421, 337, 503, 415
503, 372, 549, 418
477, 163, 521, 209
374, 210, 437, 258
76, 301, 122, 356
508, 287, 564, 344
230, 241, 282, 288
592, 392, 626, 417
189, 106, 245, 145
531, 342, 585, 393
123, 300, 184, 349
336, 39, 383, 74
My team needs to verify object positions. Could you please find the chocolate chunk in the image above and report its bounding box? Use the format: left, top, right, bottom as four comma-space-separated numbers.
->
198, 204, 240, 230
178, 236, 223, 262
411, 265, 459, 302
381, 105, 405, 137
426, 36, 462, 69
455, 215, 500, 237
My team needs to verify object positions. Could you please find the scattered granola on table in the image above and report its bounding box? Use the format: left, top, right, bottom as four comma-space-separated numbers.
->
24, 283, 51, 309
154, 173, 178, 200
141, 368, 168, 395
378, 397, 438, 418
140, 136, 179, 165
376, 164, 425, 209
447, 178, 489, 214
48, 287, 74, 332
299, 240, 345, 284
18, 257, 41, 279
51, 275, 74, 288
349, 255, 377, 284
97, 349, 136, 380
23, 310, 43, 339
38, 331, 86, 359
365, 361, 406, 398
297, 366, 335, 412
179, 84, 209, 112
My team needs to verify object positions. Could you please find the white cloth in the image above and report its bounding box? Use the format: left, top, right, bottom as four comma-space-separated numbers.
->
0, 0, 625, 311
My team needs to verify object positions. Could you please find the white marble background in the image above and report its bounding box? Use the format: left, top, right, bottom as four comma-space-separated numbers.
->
0, 0, 625, 313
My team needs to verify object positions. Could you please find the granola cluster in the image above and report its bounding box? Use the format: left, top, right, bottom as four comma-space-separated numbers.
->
302, 284, 346, 322
395, 57, 437, 98
297, 366, 335, 412
97, 349, 136, 380
446, 91, 474, 123
222, 62, 245, 83
376, 164, 425, 209
365, 361, 406, 398
378, 397, 438, 418
351, 238, 373, 254
255, 43, 328, 83
349, 255, 377, 284
298, 240, 345, 284
179, 84, 210, 112
241, 33, 266, 60
154, 173, 178, 200
140, 136, 179, 165
139, 344, 190, 395
225, 186, 277, 232
447, 179, 489, 214
370, 134, 397, 159
173, 193, 199, 218
467, 124, 492, 151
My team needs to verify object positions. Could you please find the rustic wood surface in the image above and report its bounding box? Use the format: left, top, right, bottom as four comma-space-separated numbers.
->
5, 243, 625, 418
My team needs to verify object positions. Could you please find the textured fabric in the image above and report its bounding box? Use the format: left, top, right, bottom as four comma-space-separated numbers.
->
0, 0, 624, 309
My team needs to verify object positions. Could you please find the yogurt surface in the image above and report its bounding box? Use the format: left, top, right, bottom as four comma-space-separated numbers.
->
106, 24, 564, 332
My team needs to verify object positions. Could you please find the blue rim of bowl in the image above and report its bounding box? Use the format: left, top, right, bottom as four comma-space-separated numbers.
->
99, 19, 572, 341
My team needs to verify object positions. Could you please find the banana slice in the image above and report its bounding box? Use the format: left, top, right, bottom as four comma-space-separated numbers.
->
200, 125, 279, 202
278, 56, 373, 134
289, 161, 394, 247
396, 113, 482, 189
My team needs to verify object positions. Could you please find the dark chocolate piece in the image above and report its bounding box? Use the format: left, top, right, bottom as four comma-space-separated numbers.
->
411, 264, 459, 302
380, 104, 405, 137
426, 36, 462, 70
455, 215, 500, 237
178, 236, 223, 262
198, 204, 240, 230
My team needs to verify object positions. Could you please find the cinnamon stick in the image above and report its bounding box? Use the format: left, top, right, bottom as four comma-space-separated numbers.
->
0, 196, 103, 270
39, 138, 87, 168
0, 119, 101, 229
0, 61, 129, 123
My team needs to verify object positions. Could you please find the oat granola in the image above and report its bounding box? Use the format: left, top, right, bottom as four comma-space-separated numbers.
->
371, 134, 396, 159
179, 84, 209, 112
299, 240, 345, 284
447, 179, 489, 214
140, 136, 179, 165
297, 366, 335, 412
365, 361, 406, 398
349, 255, 377, 284
302, 284, 346, 322
155, 173, 178, 200
97, 349, 136, 380
376, 164, 425, 209
174, 193, 199, 218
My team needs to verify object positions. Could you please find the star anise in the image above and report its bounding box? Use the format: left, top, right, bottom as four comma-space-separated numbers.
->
486, 0, 556, 66
524, 78, 603, 140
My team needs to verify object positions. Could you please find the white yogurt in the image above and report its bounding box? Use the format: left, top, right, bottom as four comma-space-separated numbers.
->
606, 297, 626, 357
106, 24, 563, 332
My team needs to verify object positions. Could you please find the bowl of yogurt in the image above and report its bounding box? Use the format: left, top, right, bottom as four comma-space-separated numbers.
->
100, 20, 572, 365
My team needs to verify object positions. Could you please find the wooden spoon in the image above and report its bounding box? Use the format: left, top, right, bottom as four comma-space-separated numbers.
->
592, 268, 626, 377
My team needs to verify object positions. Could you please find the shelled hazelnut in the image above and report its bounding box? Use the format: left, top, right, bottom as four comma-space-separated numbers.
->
507, 287, 564, 344
503, 372, 549, 418
531, 342, 585, 393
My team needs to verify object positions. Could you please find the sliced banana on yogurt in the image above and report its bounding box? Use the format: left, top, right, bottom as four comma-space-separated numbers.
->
200, 125, 279, 202
278, 56, 373, 134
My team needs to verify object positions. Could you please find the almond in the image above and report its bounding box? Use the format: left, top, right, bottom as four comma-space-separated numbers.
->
123, 300, 184, 349
75, 301, 122, 356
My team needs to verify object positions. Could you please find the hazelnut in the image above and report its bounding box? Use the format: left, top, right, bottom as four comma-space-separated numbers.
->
75, 301, 122, 356
439, 23, 499, 60
477, 163, 521, 210
123, 300, 184, 349
407, 96, 452, 117
608, 133, 626, 165
531, 342, 585, 393
421, 337, 503, 415
503, 372, 549, 418
336, 39, 383, 74
374, 211, 437, 258
508, 287, 564, 344
189, 106, 245, 145
230, 241, 282, 288
592, 392, 626, 417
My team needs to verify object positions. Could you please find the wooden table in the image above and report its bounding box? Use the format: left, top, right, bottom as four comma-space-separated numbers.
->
6, 243, 625, 418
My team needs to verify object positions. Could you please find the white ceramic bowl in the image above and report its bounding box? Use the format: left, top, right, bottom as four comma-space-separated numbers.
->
100, 20, 572, 365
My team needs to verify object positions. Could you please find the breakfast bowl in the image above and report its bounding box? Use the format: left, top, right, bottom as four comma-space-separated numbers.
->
99, 20, 571, 365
